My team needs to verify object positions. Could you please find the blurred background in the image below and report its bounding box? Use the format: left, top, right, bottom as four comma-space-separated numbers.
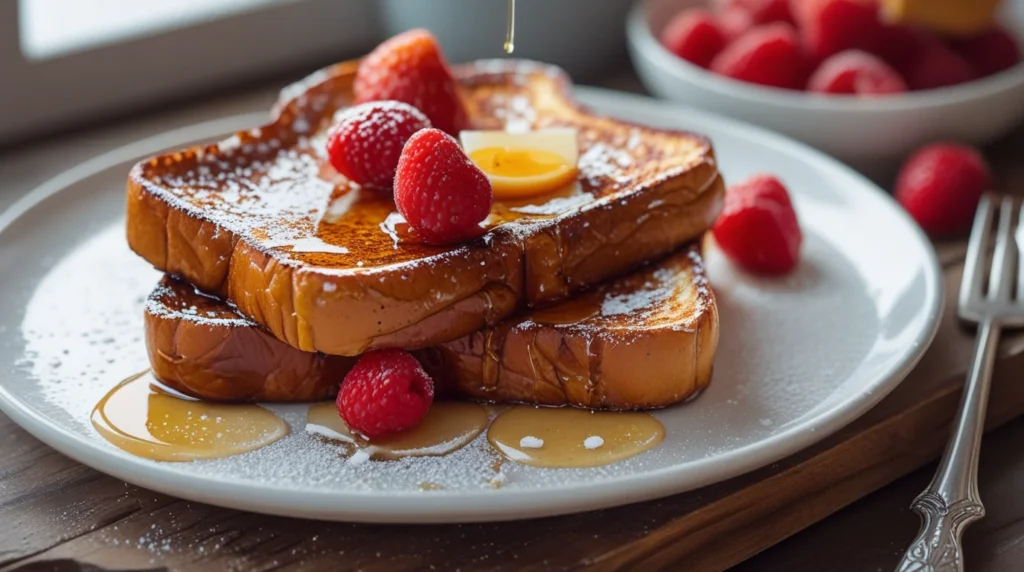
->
2, 0, 1022, 174
0, 0, 634, 147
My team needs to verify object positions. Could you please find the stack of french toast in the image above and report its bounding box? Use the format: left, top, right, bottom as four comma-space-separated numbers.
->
125, 30, 725, 429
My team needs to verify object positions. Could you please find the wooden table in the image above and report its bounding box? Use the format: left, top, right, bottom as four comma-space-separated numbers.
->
1, 74, 1023, 572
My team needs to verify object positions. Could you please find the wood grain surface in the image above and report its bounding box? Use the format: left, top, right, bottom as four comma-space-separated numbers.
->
1, 75, 1023, 572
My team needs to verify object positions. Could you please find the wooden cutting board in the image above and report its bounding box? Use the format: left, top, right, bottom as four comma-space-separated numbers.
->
2, 83, 1024, 572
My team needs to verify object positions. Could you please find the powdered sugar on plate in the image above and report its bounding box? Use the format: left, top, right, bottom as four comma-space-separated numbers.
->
14, 222, 682, 494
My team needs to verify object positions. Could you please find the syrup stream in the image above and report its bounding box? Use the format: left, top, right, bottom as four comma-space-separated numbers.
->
504, 0, 516, 54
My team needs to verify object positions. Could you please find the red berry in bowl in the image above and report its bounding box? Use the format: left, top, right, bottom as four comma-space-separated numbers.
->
714, 0, 793, 25
712, 174, 802, 275
895, 143, 993, 237
716, 7, 755, 42
950, 26, 1022, 78
904, 43, 975, 91
808, 50, 908, 95
710, 23, 807, 89
875, 23, 937, 76
325, 101, 431, 190
337, 348, 434, 439
395, 128, 493, 245
354, 29, 467, 136
660, 9, 729, 68
791, 0, 883, 63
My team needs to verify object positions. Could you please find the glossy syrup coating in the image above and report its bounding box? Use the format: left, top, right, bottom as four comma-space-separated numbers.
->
144, 245, 717, 410
126, 59, 724, 357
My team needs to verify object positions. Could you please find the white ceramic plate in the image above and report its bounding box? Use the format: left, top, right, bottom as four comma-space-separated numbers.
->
0, 88, 942, 523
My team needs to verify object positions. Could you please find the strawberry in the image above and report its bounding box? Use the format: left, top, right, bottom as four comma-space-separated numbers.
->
807, 50, 908, 95
950, 26, 1022, 78
324, 101, 431, 190
394, 128, 493, 245
337, 349, 434, 439
904, 42, 975, 91
895, 143, 993, 237
354, 29, 468, 136
712, 174, 802, 275
714, 0, 793, 25
791, 0, 883, 63
661, 9, 729, 68
710, 23, 807, 89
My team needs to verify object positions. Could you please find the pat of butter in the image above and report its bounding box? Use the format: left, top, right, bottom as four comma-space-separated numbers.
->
460, 128, 579, 165
881, 0, 1001, 36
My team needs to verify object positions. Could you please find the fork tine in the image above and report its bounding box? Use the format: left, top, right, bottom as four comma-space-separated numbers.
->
989, 196, 1018, 300
961, 195, 995, 306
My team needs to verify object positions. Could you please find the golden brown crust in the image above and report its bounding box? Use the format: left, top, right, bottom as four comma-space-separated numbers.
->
127, 59, 724, 357
420, 246, 718, 410
144, 279, 356, 402
144, 246, 717, 409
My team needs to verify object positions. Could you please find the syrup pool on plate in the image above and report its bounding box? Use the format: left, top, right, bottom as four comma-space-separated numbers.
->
91, 371, 290, 462
488, 407, 665, 468
306, 401, 489, 460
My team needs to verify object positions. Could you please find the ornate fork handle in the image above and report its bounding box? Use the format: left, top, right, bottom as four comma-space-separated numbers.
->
896, 320, 1001, 572
898, 494, 985, 571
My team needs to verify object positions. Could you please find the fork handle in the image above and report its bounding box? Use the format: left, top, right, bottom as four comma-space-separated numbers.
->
896, 319, 1000, 572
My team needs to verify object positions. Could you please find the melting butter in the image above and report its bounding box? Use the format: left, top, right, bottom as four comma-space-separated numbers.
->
92, 371, 289, 462
305, 401, 489, 460
488, 407, 664, 468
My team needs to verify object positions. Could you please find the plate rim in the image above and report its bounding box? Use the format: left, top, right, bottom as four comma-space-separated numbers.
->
0, 87, 944, 523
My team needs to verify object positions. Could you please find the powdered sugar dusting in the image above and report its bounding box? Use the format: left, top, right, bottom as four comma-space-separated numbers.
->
578, 143, 636, 189
135, 59, 713, 277
145, 282, 254, 328
16, 223, 688, 495
601, 270, 674, 317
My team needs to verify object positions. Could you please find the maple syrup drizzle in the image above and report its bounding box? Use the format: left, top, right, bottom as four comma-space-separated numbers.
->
487, 407, 664, 468
530, 294, 601, 325
306, 401, 489, 460
92, 371, 289, 462
504, 0, 516, 54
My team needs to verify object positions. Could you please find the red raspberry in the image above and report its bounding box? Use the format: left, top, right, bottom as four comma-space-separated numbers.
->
661, 9, 729, 68
710, 23, 807, 89
394, 128, 493, 245
950, 27, 1022, 78
791, 0, 883, 63
354, 29, 468, 136
895, 143, 993, 237
324, 101, 431, 190
712, 174, 802, 275
875, 23, 937, 76
714, 0, 793, 25
808, 50, 908, 95
336, 349, 434, 439
716, 7, 755, 42
904, 43, 975, 91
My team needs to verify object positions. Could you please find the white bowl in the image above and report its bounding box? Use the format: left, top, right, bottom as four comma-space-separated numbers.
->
628, 0, 1024, 171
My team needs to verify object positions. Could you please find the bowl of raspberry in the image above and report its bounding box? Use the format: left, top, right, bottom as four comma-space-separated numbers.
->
627, 0, 1024, 170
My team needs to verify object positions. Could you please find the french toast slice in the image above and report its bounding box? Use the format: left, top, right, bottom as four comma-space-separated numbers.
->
127, 59, 724, 357
145, 246, 717, 410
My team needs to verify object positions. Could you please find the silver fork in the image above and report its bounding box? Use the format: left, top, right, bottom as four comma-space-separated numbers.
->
897, 195, 1024, 572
